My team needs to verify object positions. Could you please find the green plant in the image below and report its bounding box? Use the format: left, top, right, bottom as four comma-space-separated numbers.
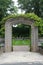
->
0, 13, 43, 38
1, 13, 43, 26
41, 43, 43, 46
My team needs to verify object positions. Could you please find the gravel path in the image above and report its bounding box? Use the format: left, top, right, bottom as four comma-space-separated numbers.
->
0, 52, 43, 65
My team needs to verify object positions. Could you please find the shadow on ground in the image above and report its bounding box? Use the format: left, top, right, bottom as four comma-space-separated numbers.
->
0, 62, 43, 65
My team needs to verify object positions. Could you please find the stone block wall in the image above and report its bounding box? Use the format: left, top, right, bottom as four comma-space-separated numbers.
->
0, 38, 5, 53
38, 38, 43, 46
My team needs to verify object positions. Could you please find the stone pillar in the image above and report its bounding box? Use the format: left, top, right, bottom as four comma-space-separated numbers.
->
5, 22, 12, 52
31, 26, 38, 52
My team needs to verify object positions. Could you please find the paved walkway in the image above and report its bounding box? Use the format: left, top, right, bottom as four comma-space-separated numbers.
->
0, 52, 43, 65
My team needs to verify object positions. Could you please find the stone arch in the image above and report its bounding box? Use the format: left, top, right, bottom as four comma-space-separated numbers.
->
5, 17, 38, 52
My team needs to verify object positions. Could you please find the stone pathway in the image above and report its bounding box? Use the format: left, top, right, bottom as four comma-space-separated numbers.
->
0, 52, 43, 65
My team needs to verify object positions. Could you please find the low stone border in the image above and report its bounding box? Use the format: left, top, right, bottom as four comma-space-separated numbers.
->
13, 45, 30, 51
0, 47, 5, 53
38, 46, 43, 54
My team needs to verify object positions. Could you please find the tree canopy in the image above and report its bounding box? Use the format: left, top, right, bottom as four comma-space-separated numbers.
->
18, 0, 43, 18
0, 0, 17, 21
0, 0, 18, 37
12, 24, 31, 37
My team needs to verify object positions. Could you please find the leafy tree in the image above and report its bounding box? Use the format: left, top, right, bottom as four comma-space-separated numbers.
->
18, 0, 43, 18
12, 24, 31, 37
0, 0, 18, 37
0, 0, 17, 21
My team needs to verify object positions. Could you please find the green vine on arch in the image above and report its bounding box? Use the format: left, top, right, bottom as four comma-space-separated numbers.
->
1, 13, 43, 26
0, 13, 43, 38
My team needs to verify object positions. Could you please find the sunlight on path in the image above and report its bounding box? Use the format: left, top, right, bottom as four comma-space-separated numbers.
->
0, 52, 43, 65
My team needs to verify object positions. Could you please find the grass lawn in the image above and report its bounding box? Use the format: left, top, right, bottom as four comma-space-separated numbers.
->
12, 39, 31, 46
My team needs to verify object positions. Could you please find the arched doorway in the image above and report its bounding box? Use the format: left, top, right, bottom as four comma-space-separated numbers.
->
12, 24, 31, 51
5, 17, 38, 52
